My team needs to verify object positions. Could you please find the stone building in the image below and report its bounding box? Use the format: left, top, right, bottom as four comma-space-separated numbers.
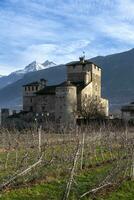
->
23, 57, 109, 124
0, 109, 10, 126
121, 102, 134, 121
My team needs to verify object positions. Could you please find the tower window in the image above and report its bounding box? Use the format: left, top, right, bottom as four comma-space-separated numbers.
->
30, 106, 33, 111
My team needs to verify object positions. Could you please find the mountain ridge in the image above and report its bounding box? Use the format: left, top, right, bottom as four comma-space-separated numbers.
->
0, 60, 56, 89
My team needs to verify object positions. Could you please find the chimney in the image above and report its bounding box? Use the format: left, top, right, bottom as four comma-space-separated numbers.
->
40, 79, 47, 88
79, 55, 85, 63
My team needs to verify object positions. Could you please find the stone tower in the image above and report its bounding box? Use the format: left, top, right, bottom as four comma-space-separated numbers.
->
55, 81, 77, 125
23, 79, 47, 112
67, 56, 101, 97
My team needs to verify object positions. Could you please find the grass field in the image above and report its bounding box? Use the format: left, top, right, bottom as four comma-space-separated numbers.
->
0, 127, 133, 200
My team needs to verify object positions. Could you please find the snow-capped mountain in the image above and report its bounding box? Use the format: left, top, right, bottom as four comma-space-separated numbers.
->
0, 60, 56, 89
12, 60, 56, 75
42, 60, 56, 68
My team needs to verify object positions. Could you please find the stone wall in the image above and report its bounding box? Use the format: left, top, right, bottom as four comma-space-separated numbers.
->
91, 64, 101, 97
23, 96, 36, 112
55, 85, 77, 124
35, 95, 55, 118
67, 63, 92, 84
100, 98, 109, 117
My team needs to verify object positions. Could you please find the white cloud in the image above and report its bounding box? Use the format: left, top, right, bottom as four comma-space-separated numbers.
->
117, 0, 134, 21
15, 39, 91, 65
95, 17, 134, 44
1, 0, 134, 74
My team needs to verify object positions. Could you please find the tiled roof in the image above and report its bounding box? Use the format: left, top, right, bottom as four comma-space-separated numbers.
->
23, 79, 47, 87
36, 85, 58, 95
58, 81, 75, 87
66, 60, 92, 66
36, 81, 88, 95
121, 102, 134, 111
23, 81, 39, 87
66, 59, 100, 68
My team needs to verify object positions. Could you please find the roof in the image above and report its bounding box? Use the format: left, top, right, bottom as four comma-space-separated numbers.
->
23, 81, 40, 87
58, 81, 76, 87
36, 81, 88, 96
72, 81, 86, 91
121, 102, 134, 112
66, 59, 100, 68
23, 79, 47, 87
36, 85, 58, 95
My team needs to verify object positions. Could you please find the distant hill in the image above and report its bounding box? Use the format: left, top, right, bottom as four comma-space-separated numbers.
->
0, 48, 134, 111
91, 48, 134, 110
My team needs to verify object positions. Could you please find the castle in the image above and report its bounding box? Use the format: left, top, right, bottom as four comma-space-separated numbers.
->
23, 57, 109, 124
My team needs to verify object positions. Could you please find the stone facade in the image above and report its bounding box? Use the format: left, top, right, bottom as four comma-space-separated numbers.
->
55, 82, 77, 124
121, 102, 134, 121
0, 109, 10, 126
23, 57, 109, 124
23, 79, 46, 112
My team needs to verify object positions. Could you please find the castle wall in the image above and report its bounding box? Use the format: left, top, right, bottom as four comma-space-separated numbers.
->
23, 85, 39, 112
0, 109, 10, 126
81, 82, 93, 99
91, 64, 101, 97
23, 96, 36, 112
100, 98, 109, 116
35, 95, 55, 118
77, 91, 82, 111
55, 85, 77, 124
67, 64, 92, 83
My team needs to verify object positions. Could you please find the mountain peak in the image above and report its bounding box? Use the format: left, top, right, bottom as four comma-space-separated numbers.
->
42, 60, 56, 68
24, 61, 44, 72
11, 60, 56, 75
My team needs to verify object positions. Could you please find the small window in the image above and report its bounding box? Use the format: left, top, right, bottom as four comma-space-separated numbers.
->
82, 65, 85, 70
42, 106, 45, 111
30, 106, 33, 111
73, 65, 75, 69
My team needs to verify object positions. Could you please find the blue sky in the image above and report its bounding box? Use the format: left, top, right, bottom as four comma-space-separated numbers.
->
0, 0, 134, 75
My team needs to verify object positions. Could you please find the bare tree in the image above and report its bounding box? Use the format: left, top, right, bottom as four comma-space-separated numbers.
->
78, 96, 106, 120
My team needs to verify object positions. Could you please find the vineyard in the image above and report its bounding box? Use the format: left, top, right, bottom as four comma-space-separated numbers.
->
0, 126, 134, 200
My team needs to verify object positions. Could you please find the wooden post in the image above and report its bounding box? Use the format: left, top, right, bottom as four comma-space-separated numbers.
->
38, 125, 42, 153
80, 132, 85, 170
